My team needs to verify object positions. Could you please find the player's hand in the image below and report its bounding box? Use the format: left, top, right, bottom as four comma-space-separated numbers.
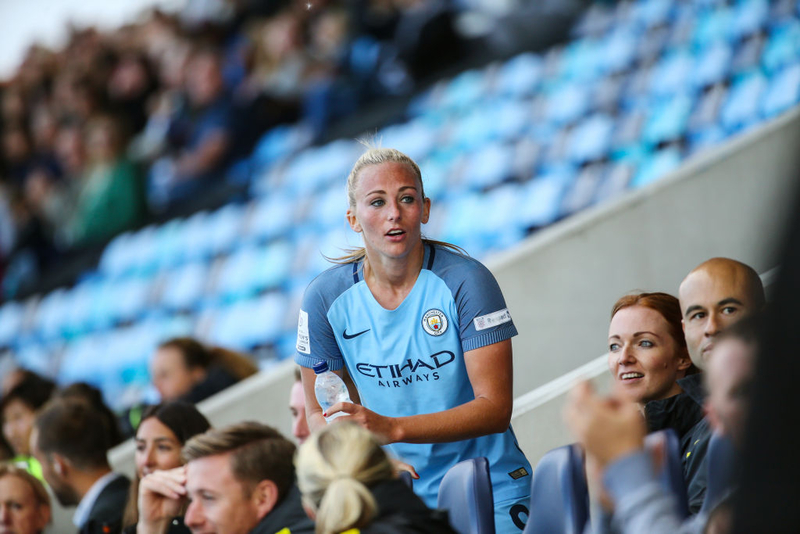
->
325, 402, 401, 444
137, 467, 187, 534
563, 381, 645, 468
391, 458, 420, 479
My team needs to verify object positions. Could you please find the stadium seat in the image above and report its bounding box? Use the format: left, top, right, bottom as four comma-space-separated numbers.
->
568, 113, 613, 163
693, 42, 733, 89
518, 169, 573, 228
494, 53, 542, 97
644, 429, 690, 519
160, 262, 210, 311
701, 433, 738, 513
631, 146, 682, 189
762, 64, 800, 118
525, 444, 588, 534
0, 301, 24, 347
437, 457, 495, 534
720, 73, 768, 132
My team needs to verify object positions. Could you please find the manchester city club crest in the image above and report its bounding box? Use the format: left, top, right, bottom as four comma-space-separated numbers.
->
422, 309, 448, 336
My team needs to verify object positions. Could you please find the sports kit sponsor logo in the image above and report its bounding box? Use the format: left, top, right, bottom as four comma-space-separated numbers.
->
296, 309, 310, 354
342, 328, 370, 340
355, 350, 455, 388
473, 308, 512, 331
422, 308, 448, 336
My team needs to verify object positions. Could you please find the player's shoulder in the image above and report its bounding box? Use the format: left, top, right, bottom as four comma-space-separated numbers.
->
303, 262, 359, 307
430, 244, 495, 283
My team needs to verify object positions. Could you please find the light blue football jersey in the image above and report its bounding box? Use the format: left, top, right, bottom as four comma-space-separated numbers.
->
296, 244, 532, 507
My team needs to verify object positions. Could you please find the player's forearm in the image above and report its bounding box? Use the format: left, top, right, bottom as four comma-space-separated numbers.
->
393, 395, 512, 444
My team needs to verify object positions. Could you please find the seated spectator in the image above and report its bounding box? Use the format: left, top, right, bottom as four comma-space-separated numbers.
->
64, 114, 146, 247
122, 402, 211, 533
0, 463, 51, 534
135, 421, 313, 534
0, 372, 56, 479
30, 399, 131, 534
149, 47, 233, 209
678, 258, 765, 369
564, 315, 761, 534
296, 422, 454, 534
56, 382, 126, 445
150, 337, 258, 404
608, 292, 694, 404
607, 292, 704, 511
290, 367, 310, 444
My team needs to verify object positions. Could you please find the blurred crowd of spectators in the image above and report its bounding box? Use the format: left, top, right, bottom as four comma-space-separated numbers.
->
0, 0, 469, 300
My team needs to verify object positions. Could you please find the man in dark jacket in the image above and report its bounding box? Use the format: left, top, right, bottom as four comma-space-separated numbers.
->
30, 398, 131, 534
136, 421, 314, 534
669, 257, 766, 512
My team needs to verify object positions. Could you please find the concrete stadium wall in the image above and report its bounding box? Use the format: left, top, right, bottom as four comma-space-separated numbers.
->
108, 106, 800, 487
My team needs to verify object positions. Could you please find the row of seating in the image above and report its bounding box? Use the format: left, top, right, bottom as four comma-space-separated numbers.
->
437, 430, 738, 534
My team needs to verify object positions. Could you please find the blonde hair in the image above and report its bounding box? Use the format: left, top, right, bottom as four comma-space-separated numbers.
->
331, 145, 465, 264
0, 463, 51, 512
296, 423, 394, 534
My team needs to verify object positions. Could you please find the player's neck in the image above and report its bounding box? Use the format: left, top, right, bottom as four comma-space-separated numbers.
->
363, 244, 424, 309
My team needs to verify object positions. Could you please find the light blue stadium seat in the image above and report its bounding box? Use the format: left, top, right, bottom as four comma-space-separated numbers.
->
561, 39, 606, 83
13, 343, 53, 378
215, 241, 294, 300
545, 83, 590, 126
451, 106, 498, 151
495, 53, 542, 97
687, 125, 729, 155
440, 69, 490, 111
246, 195, 296, 242
631, 147, 682, 189
761, 20, 800, 73
150, 219, 186, 272
762, 64, 800, 118
525, 444, 588, 534
462, 142, 515, 190
179, 210, 212, 261
437, 457, 495, 534
600, 29, 637, 75
693, 42, 733, 89
419, 154, 457, 201
379, 119, 440, 162
570, 3, 615, 38
693, 7, 735, 48
160, 262, 210, 311
98, 231, 136, 277
561, 163, 606, 216
632, 0, 673, 30
642, 93, 694, 146
732, 0, 769, 38
568, 114, 613, 163
310, 183, 349, 230
593, 161, 635, 204
492, 99, 532, 142
518, 168, 574, 228
206, 203, 248, 257
251, 124, 313, 169
720, 72, 768, 131
475, 184, 527, 252
648, 50, 696, 99
208, 291, 288, 350
0, 302, 24, 347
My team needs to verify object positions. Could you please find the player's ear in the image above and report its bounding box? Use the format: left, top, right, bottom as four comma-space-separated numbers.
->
347, 208, 361, 233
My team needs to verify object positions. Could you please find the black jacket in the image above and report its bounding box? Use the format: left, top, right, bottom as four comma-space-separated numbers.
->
359, 478, 455, 534
80, 475, 132, 534
644, 373, 712, 514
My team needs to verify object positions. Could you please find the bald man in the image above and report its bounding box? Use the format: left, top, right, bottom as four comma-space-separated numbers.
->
678, 258, 765, 369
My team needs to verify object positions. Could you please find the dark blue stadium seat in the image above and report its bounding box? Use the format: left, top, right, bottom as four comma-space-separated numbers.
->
525, 443, 588, 534
437, 457, 495, 534
701, 432, 738, 513
645, 428, 690, 519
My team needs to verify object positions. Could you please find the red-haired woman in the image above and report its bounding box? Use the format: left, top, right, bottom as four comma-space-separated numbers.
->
607, 292, 709, 513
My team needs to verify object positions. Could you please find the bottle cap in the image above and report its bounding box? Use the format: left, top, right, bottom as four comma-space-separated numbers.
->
313, 361, 329, 374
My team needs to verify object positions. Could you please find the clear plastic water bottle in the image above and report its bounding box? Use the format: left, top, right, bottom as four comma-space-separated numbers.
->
313, 361, 352, 422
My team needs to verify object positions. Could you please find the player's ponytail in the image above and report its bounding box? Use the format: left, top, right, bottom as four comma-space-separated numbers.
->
296, 423, 394, 534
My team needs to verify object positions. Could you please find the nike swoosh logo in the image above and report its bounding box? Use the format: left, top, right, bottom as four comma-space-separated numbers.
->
343, 328, 370, 340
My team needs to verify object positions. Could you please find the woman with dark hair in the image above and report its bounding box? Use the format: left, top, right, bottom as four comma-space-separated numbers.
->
1, 372, 56, 479
122, 402, 211, 533
150, 337, 259, 403
607, 292, 709, 513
